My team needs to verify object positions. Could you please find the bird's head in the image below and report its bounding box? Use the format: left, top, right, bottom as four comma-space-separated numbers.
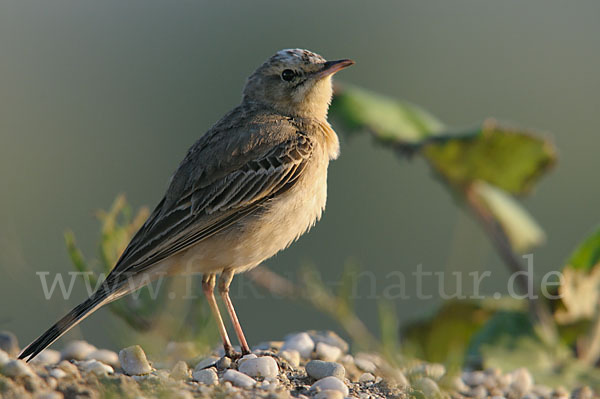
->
242, 49, 354, 120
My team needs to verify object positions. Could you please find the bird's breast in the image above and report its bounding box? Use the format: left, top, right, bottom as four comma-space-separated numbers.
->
175, 147, 331, 275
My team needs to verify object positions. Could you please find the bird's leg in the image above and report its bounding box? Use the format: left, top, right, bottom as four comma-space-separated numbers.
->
202, 273, 235, 358
218, 269, 251, 356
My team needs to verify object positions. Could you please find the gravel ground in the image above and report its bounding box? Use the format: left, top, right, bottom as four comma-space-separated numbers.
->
0, 330, 596, 399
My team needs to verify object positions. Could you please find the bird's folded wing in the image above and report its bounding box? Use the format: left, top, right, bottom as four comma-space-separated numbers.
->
106, 132, 314, 281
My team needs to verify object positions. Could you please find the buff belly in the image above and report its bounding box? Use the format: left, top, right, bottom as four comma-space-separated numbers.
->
165, 151, 330, 276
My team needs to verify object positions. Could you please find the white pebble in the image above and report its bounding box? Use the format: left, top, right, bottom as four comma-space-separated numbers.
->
306, 360, 345, 380
85, 349, 119, 368
354, 357, 376, 373
510, 368, 533, 395
0, 349, 10, 367
1, 359, 35, 378
49, 368, 67, 379
316, 342, 342, 362
314, 389, 344, 399
451, 375, 470, 392
222, 369, 256, 388
280, 350, 300, 368
192, 368, 218, 385
308, 331, 349, 353
470, 385, 488, 399
281, 332, 314, 358
310, 376, 349, 396
237, 353, 258, 367
119, 345, 152, 375
30, 349, 61, 366
57, 360, 79, 376
194, 356, 220, 371
359, 373, 375, 383
238, 356, 278, 378
463, 370, 486, 386
46, 377, 58, 390
79, 359, 113, 376
60, 340, 97, 361
170, 360, 190, 380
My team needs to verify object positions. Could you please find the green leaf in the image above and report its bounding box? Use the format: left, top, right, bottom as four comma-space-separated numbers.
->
331, 85, 444, 145
401, 301, 494, 369
64, 230, 90, 275
424, 120, 556, 195
471, 181, 546, 253
567, 226, 600, 272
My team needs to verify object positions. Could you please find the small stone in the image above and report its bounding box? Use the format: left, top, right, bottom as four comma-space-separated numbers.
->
60, 340, 97, 361
49, 368, 67, 379
316, 342, 342, 362
280, 350, 300, 368
119, 345, 152, 375
354, 357, 376, 373
258, 379, 279, 391
192, 367, 218, 385
314, 389, 344, 399
216, 356, 232, 370
170, 360, 190, 380
238, 356, 278, 378
0, 349, 10, 367
463, 370, 486, 386
79, 359, 113, 376
414, 377, 443, 399
451, 375, 470, 392
85, 349, 119, 368
31, 349, 61, 366
310, 376, 349, 396
56, 360, 79, 376
0, 331, 19, 357
307, 331, 349, 353
281, 332, 314, 358
470, 385, 488, 399
222, 369, 256, 388
306, 360, 345, 380
194, 356, 219, 370
359, 373, 375, 383
483, 375, 498, 390
510, 368, 533, 395
237, 353, 258, 367
1, 359, 35, 378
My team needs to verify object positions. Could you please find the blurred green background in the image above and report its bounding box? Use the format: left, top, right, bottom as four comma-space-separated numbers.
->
1, 0, 598, 351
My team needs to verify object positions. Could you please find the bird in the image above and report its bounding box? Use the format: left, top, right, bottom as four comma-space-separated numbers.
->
19, 48, 354, 361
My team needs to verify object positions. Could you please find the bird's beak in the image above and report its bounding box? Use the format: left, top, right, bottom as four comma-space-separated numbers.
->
315, 59, 355, 79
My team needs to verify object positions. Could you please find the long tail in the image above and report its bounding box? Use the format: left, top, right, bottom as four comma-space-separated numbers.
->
18, 289, 112, 362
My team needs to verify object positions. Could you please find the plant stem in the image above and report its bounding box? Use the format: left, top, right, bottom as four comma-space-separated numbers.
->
465, 185, 557, 344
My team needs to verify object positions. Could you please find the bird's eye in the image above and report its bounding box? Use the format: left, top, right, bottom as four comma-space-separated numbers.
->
281, 69, 296, 82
